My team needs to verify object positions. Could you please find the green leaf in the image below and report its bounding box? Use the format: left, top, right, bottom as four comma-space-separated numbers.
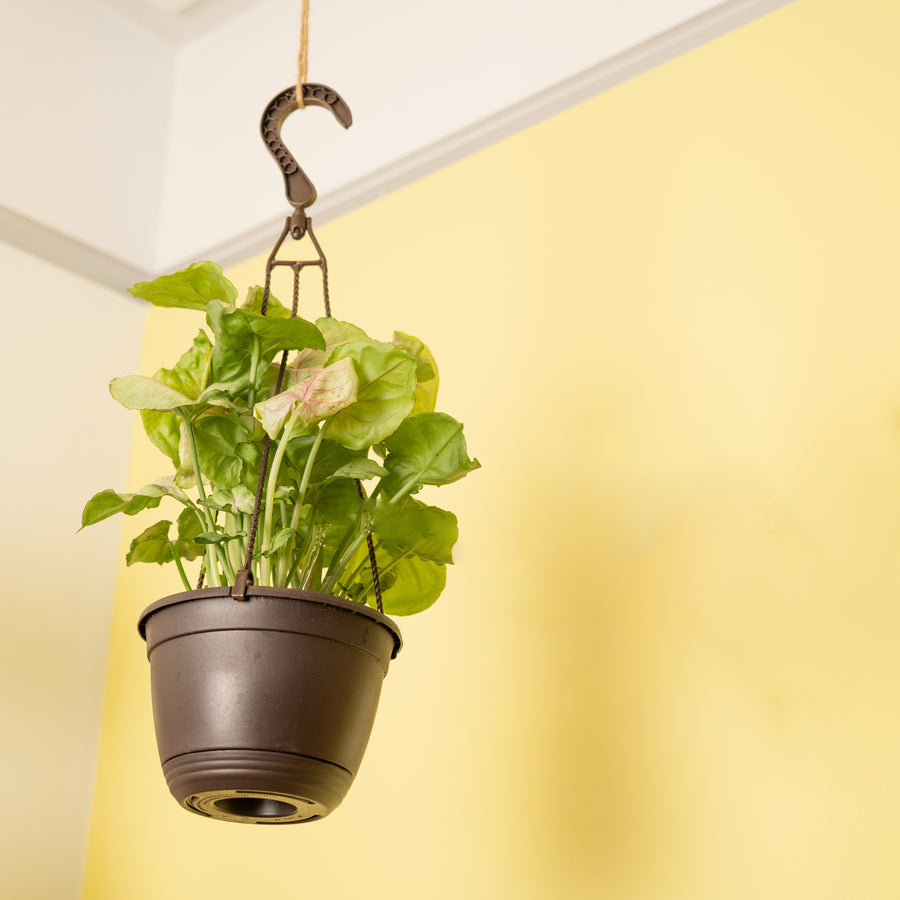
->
159, 330, 213, 398
324, 342, 417, 450
202, 485, 257, 515
286, 348, 329, 378
140, 330, 213, 464
129, 261, 237, 310
192, 414, 254, 489
126, 509, 205, 565
241, 285, 290, 318
254, 358, 358, 438
286, 314, 365, 380
174, 507, 205, 560
269, 527, 300, 553
370, 554, 447, 616
332, 459, 387, 480
289, 457, 386, 497
82, 488, 162, 527
110, 375, 196, 412
197, 377, 251, 407
283, 437, 366, 485
375, 498, 458, 565
317, 317, 370, 349
383, 412, 480, 498
245, 312, 325, 351
392, 331, 439, 414
80, 478, 188, 528
310, 479, 364, 528
195, 531, 245, 545
126, 520, 174, 565
234, 441, 265, 492
206, 300, 324, 384
140, 409, 181, 466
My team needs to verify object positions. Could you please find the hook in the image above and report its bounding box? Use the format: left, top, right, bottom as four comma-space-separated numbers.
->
261, 83, 353, 239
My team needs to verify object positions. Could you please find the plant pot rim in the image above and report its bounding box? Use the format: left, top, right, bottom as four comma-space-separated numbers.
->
137, 585, 402, 659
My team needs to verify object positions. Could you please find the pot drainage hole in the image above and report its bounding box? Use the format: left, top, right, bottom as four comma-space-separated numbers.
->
213, 797, 299, 818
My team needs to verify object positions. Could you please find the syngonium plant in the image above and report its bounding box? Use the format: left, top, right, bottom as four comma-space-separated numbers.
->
82, 262, 479, 615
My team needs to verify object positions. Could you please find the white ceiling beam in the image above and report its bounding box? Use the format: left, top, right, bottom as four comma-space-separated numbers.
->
173, 0, 795, 275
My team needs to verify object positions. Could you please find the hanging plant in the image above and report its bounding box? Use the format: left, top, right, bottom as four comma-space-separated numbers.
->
81, 76, 478, 824
82, 259, 478, 614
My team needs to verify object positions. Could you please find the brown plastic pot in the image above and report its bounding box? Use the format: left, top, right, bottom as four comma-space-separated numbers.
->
138, 586, 402, 824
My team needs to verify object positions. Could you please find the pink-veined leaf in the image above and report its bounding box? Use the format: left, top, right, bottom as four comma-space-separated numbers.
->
254, 357, 358, 438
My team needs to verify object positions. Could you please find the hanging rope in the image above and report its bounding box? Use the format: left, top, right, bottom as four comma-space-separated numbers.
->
296, 0, 310, 108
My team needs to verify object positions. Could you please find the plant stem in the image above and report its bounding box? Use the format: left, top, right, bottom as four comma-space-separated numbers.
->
247, 336, 261, 411
261, 407, 301, 584
286, 523, 322, 589
301, 541, 323, 590
240, 511, 252, 579
179, 411, 232, 586
278, 424, 325, 585
340, 538, 384, 588
321, 528, 370, 596
225, 513, 243, 573
326, 475, 370, 584
169, 541, 192, 592
295, 425, 324, 513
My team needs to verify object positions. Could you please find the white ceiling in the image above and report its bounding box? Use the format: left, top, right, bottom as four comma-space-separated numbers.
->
1, 0, 791, 288
91, 0, 265, 42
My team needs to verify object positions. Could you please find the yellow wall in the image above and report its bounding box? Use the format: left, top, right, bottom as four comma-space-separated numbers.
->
83, 0, 900, 896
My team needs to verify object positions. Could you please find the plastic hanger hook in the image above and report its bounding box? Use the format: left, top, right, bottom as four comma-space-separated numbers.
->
261, 83, 353, 239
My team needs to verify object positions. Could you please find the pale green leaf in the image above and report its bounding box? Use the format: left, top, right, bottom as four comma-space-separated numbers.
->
316, 317, 370, 350
202, 485, 257, 515
140, 330, 213, 464
129, 261, 237, 310
110, 375, 196, 412
392, 331, 439, 414
346, 552, 446, 615
241, 285, 290, 317
195, 531, 245, 545
80, 477, 189, 528
375, 498, 458, 565
332, 458, 387, 480
324, 342, 417, 450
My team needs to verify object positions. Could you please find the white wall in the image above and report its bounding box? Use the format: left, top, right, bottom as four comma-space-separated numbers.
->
0, 241, 146, 899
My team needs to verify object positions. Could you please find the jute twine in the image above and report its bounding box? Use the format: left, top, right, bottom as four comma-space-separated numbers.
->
296, 0, 309, 107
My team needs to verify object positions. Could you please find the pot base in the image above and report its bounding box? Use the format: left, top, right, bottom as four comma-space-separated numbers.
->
163, 749, 352, 824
